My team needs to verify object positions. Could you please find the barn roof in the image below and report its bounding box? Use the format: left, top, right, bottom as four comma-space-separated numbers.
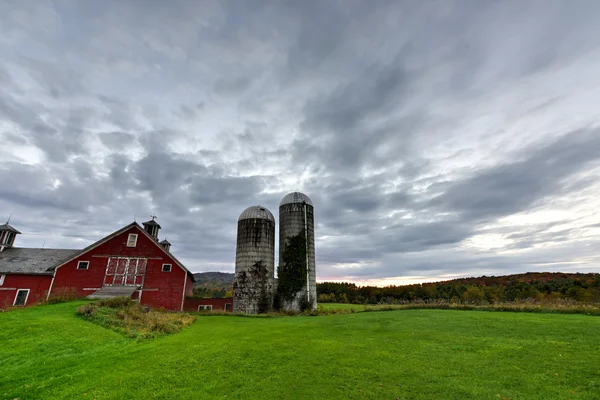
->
142, 219, 161, 228
0, 223, 21, 234
0, 248, 80, 275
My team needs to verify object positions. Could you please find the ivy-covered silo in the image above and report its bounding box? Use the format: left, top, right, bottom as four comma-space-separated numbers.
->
277, 192, 317, 311
233, 206, 275, 314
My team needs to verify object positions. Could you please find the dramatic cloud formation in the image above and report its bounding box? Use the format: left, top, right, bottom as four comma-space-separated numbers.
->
2, 0, 600, 284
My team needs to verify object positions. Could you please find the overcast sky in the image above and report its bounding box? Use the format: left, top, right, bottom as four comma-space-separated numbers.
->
2, 1, 600, 285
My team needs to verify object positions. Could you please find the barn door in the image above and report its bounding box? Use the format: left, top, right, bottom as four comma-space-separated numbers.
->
104, 257, 147, 286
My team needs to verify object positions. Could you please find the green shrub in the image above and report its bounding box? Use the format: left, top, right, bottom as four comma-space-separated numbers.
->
76, 303, 96, 317
76, 300, 196, 339
96, 296, 136, 308
46, 287, 79, 304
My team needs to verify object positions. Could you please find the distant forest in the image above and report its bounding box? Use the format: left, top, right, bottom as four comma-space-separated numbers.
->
317, 273, 600, 304
192, 272, 234, 298
192, 272, 600, 304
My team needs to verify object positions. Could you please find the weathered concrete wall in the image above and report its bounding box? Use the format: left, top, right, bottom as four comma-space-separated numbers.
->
234, 217, 275, 313
279, 202, 316, 311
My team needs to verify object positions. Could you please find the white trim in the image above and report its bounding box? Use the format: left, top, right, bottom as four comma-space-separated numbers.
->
0, 274, 5, 286
46, 269, 57, 301
181, 271, 188, 311
0, 287, 17, 291
13, 289, 30, 306
198, 305, 212, 311
91, 254, 163, 259
103, 257, 147, 287
77, 260, 90, 270
162, 263, 172, 272
82, 288, 102, 291
126, 234, 138, 247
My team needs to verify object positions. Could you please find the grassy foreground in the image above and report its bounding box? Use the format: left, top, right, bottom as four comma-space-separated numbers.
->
77, 298, 195, 339
320, 302, 366, 311
1, 302, 599, 399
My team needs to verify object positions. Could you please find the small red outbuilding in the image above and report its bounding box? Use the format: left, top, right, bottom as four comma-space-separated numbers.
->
183, 297, 233, 312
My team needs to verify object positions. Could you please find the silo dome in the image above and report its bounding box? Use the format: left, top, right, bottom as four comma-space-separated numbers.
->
238, 205, 275, 222
280, 192, 313, 207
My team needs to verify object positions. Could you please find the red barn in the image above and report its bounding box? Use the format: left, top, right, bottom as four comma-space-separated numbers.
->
0, 219, 195, 311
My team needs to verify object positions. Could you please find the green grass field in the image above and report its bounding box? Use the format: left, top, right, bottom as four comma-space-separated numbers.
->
319, 302, 366, 311
1, 302, 599, 399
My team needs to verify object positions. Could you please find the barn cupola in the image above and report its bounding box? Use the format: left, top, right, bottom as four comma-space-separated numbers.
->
142, 216, 161, 240
159, 238, 171, 252
0, 220, 21, 252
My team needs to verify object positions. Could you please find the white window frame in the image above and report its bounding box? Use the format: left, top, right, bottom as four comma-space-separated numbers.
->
13, 289, 30, 306
77, 261, 90, 270
0, 274, 5, 286
198, 305, 212, 311
162, 263, 172, 272
126, 234, 138, 247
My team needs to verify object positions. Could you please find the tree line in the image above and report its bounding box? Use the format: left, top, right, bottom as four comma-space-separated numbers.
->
317, 273, 600, 304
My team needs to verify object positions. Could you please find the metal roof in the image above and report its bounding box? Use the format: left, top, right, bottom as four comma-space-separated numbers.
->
0, 223, 21, 234
280, 192, 313, 207
0, 248, 80, 274
238, 206, 275, 222
159, 239, 171, 245
142, 219, 161, 229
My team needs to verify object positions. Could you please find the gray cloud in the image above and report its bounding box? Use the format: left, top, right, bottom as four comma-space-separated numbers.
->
1, 1, 600, 282
430, 129, 600, 222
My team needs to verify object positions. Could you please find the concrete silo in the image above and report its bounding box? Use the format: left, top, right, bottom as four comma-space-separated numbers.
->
277, 192, 317, 311
233, 206, 275, 314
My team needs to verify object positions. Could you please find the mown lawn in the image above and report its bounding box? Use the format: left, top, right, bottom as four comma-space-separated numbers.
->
319, 302, 366, 311
1, 302, 599, 399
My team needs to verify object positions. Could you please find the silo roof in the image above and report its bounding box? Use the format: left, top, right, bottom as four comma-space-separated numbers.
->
238, 206, 275, 222
280, 192, 313, 207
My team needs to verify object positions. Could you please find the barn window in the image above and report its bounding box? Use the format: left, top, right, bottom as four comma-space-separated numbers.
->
13, 289, 29, 306
126, 234, 138, 247
162, 264, 172, 272
0, 274, 5, 286
198, 305, 212, 311
225, 303, 232, 311
77, 261, 89, 270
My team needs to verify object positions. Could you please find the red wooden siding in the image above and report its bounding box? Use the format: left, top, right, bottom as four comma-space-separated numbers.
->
183, 297, 233, 312
0, 274, 52, 308
50, 225, 190, 311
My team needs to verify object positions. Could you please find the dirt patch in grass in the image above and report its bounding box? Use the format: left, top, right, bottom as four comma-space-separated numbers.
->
77, 297, 196, 339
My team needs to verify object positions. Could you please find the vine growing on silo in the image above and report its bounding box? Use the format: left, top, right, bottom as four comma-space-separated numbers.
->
276, 231, 307, 305
233, 260, 272, 313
